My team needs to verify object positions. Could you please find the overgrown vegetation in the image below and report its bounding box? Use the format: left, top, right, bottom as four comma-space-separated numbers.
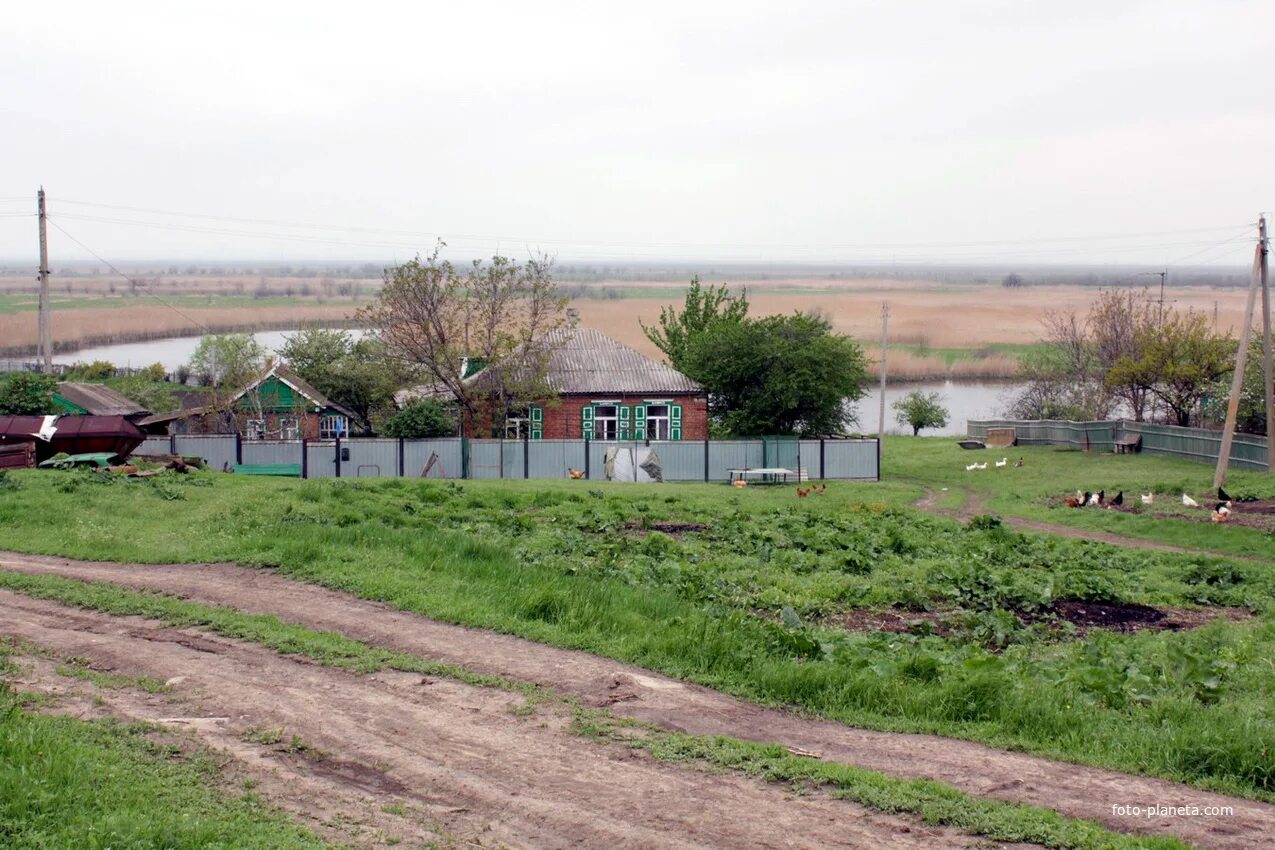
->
1, 459, 1273, 801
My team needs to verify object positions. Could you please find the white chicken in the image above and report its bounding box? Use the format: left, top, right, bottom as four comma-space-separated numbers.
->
1140, 493, 1154, 505
1182, 494, 1198, 507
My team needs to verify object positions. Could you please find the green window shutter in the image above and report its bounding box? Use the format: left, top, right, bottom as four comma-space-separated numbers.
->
670, 403, 682, 441
618, 404, 631, 440
632, 404, 646, 440
581, 404, 594, 439
530, 405, 542, 440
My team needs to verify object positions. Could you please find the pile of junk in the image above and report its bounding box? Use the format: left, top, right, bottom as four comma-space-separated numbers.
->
0, 414, 147, 471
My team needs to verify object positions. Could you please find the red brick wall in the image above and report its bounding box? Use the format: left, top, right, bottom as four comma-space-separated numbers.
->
542, 394, 708, 440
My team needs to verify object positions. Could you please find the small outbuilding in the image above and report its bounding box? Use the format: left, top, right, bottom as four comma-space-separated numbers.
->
53, 382, 150, 420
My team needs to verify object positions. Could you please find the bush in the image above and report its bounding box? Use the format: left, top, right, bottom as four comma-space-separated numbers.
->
67, 360, 116, 380
0, 373, 56, 415
381, 399, 456, 439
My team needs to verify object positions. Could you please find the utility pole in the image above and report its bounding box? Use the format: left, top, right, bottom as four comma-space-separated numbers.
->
1214, 220, 1263, 487
877, 303, 889, 441
1259, 215, 1272, 472
1139, 270, 1168, 322
37, 187, 52, 373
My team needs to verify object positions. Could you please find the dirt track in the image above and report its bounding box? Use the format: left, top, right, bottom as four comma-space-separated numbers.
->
2, 590, 1001, 850
2, 551, 1272, 849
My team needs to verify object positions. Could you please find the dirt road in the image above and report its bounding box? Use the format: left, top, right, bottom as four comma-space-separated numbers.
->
2, 551, 1271, 849
2, 590, 1006, 850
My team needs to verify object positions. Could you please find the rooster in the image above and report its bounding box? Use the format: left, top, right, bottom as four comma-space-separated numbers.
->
1065, 494, 1082, 508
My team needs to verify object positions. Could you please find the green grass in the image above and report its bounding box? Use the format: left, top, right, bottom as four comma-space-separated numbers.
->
1, 459, 1273, 803
0, 571, 1186, 850
0, 682, 328, 849
882, 437, 1273, 560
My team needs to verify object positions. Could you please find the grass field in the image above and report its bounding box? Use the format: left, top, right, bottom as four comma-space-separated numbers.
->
0, 442, 1272, 806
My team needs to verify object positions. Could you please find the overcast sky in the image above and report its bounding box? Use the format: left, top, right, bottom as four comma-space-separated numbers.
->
1, 1, 1271, 267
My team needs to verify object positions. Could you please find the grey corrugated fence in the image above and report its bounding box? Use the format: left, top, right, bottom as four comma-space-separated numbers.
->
967, 419, 1269, 471
140, 435, 880, 482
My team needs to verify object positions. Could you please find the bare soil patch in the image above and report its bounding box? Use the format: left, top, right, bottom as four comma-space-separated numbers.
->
1027, 600, 1253, 635
1, 590, 987, 850
624, 519, 711, 537
2, 551, 1272, 849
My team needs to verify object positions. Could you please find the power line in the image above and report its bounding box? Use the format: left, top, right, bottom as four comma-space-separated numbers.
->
46, 218, 213, 334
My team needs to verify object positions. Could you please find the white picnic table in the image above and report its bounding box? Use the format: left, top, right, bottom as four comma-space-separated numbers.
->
727, 467, 797, 484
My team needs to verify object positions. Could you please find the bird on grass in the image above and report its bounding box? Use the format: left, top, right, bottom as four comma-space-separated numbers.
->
976, 462, 988, 470
1218, 486, 1232, 503
1182, 493, 1199, 507
995, 457, 1008, 468
796, 486, 810, 497
1212, 502, 1232, 522
813, 484, 826, 495
567, 468, 586, 480
965, 463, 978, 472
1086, 489, 1104, 507
1108, 491, 1123, 507
1140, 493, 1154, 505
1014, 457, 1024, 468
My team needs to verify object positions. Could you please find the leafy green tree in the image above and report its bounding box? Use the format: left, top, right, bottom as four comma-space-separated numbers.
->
1108, 311, 1234, 427
684, 312, 867, 436
893, 390, 949, 435
0, 373, 57, 415
187, 334, 266, 389
641, 277, 749, 370
279, 327, 405, 434
110, 374, 176, 415
1235, 336, 1270, 435
381, 399, 456, 438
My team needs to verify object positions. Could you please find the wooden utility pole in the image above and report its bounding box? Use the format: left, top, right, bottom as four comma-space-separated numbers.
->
37, 187, 52, 372
1259, 215, 1272, 472
1214, 221, 1263, 487
877, 303, 889, 440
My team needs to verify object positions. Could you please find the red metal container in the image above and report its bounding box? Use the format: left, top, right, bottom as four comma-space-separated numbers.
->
0, 415, 146, 462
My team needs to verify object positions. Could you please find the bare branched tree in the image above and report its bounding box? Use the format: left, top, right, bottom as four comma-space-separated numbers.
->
1091, 288, 1160, 421
363, 245, 574, 435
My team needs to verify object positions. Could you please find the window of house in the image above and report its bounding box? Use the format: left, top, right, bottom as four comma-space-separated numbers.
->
245, 419, 265, 440
504, 414, 529, 440
279, 417, 300, 441
646, 404, 670, 440
592, 404, 618, 440
319, 414, 347, 440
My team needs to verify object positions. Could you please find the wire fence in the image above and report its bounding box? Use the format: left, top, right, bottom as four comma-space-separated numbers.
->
138, 435, 881, 481
967, 419, 1269, 471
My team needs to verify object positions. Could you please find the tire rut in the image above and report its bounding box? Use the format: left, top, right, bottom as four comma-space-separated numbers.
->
2, 551, 1271, 849
0, 589, 1022, 850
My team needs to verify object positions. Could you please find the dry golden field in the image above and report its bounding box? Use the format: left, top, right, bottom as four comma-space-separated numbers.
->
0, 273, 1253, 380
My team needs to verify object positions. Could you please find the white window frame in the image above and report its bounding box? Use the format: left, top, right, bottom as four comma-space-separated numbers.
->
504, 415, 529, 440
592, 403, 618, 441
646, 404, 672, 441
279, 417, 300, 441
245, 418, 265, 440
319, 414, 347, 440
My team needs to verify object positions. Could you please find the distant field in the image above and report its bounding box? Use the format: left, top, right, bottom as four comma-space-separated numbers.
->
0, 273, 1252, 381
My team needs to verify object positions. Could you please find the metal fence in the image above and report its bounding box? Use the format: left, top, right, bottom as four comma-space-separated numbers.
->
967, 419, 1270, 471
136, 434, 880, 481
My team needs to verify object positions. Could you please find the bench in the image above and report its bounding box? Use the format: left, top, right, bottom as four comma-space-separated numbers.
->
1114, 434, 1142, 455
232, 463, 302, 477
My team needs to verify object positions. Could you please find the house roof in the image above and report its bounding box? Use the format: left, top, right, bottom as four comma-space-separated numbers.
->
55, 382, 150, 417
537, 327, 701, 394
396, 327, 701, 405
136, 364, 356, 425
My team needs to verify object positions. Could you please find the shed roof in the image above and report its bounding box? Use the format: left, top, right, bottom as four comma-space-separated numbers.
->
55, 382, 150, 417
137, 364, 356, 425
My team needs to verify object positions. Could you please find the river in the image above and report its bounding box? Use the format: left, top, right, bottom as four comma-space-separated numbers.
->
57, 331, 1018, 436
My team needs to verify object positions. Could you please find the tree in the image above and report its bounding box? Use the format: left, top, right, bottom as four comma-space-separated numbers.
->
1002, 273, 1025, 288
279, 327, 405, 434
641, 277, 749, 370
381, 399, 456, 438
1108, 311, 1234, 427
187, 333, 266, 388
0, 373, 56, 415
1091, 288, 1160, 421
893, 390, 948, 435
1236, 336, 1270, 435
684, 312, 868, 436
364, 246, 573, 435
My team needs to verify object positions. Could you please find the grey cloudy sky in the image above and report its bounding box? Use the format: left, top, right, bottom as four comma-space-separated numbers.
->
1, 1, 1271, 266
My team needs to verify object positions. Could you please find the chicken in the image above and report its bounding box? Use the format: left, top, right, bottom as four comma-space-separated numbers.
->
1212, 502, 1231, 523
1065, 495, 1082, 508
1140, 493, 1154, 505
1109, 491, 1123, 507
1086, 490, 1102, 507
796, 486, 810, 497
813, 484, 827, 495
1182, 493, 1198, 507
567, 468, 586, 480
1218, 486, 1232, 503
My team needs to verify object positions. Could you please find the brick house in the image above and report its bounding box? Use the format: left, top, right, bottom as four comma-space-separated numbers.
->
399, 327, 709, 441
138, 364, 356, 439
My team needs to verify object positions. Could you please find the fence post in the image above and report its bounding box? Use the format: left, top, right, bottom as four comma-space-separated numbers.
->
584, 438, 590, 479
703, 437, 710, 482
301, 438, 308, 479
523, 432, 530, 479
334, 436, 342, 478
398, 437, 405, 477
169, 433, 177, 456
820, 438, 826, 480
462, 437, 470, 480
876, 437, 882, 482
234, 432, 242, 466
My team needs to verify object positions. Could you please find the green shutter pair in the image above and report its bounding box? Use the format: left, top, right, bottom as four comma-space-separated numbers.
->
669, 403, 682, 441
633, 404, 646, 440
581, 404, 594, 438
529, 405, 542, 440
618, 405, 631, 440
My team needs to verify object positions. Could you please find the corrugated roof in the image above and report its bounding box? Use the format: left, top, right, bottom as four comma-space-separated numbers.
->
538, 327, 701, 394
55, 382, 150, 417
228, 364, 357, 419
